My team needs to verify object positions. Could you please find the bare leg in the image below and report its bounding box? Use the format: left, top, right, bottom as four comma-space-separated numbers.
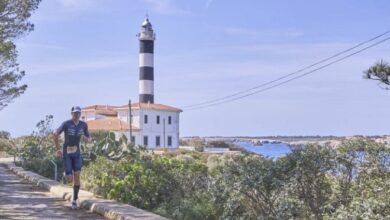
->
72, 171, 81, 202
66, 175, 73, 184
73, 171, 80, 186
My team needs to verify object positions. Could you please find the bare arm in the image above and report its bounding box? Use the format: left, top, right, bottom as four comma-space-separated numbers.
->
53, 131, 60, 150
53, 131, 63, 158
53, 122, 66, 152
83, 135, 92, 143
83, 123, 92, 143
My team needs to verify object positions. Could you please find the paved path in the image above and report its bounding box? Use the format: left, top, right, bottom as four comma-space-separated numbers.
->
0, 165, 106, 220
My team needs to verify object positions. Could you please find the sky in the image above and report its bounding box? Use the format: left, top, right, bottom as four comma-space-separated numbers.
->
1, 0, 390, 137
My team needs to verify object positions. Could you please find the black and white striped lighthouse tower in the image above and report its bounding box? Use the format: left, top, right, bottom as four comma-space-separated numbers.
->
138, 17, 155, 103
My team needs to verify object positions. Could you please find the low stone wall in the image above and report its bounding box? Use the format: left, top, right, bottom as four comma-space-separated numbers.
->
0, 161, 168, 220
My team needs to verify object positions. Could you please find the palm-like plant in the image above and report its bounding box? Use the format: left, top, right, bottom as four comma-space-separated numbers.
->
364, 60, 390, 90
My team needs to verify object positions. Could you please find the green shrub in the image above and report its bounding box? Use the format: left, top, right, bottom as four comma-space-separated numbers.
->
81, 155, 212, 219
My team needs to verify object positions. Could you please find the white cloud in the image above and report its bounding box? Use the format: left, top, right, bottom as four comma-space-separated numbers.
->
141, 0, 188, 15
205, 0, 214, 9
223, 27, 304, 38
18, 42, 66, 51
56, 0, 97, 11
32, 0, 102, 22
28, 56, 131, 75
156, 40, 389, 98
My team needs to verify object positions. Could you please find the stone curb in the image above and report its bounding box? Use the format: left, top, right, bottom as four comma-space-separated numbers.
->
1, 162, 169, 220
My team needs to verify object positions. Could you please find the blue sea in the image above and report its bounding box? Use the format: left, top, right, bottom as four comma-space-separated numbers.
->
236, 142, 291, 158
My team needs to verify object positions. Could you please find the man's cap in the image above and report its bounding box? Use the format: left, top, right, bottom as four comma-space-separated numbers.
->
71, 106, 81, 113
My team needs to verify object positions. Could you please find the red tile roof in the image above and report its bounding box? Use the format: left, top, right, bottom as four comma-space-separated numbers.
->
86, 118, 140, 132
115, 102, 183, 112
82, 103, 182, 114
95, 110, 117, 116
82, 105, 117, 111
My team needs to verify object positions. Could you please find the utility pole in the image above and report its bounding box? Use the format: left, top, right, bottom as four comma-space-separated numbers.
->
163, 118, 166, 149
128, 99, 132, 144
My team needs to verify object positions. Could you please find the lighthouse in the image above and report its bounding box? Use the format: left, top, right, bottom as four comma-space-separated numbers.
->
81, 17, 183, 149
138, 17, 155, 104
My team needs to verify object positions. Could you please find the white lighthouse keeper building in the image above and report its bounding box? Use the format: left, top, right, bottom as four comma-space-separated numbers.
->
115, 103, 181, 148
80, 17, 182, 149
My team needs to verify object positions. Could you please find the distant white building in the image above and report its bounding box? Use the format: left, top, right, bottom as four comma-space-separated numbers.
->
81, 17, 183, 149
81, 103, 182, 148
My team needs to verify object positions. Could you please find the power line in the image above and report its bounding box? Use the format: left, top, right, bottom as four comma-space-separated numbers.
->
184, 35, 390, 111
182, 30, 390, 109
185, 36, 390, 110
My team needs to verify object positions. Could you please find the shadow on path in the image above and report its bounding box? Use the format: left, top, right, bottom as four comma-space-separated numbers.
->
0, 165, 105, 220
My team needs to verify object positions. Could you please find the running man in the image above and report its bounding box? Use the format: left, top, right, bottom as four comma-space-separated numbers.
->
53, 106, 92, 209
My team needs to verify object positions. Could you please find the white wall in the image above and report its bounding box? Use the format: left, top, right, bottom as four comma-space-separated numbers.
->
81, 111, 95, 121
117, 109, 141, 128
118, 109, 180, 148
117, 110, 128, 124
85, 108, 181, 149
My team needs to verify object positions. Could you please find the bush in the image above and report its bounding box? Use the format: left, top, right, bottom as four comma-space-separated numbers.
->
0, 138, 13, 152
81, 155, 213, 219
23, 158, 63, 180
8, 118, 390, 220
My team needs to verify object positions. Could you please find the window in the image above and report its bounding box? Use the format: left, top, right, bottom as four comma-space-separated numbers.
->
143, 136, 148, 146
156, 136, 160, 147
131, 136, 135, 143
144, 114, 148, 124
168, 116, 172, 124
168, 136, 172, 147
156, 115, 160, 124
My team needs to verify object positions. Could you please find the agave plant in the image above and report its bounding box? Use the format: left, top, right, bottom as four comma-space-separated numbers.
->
81, 131, 142, 162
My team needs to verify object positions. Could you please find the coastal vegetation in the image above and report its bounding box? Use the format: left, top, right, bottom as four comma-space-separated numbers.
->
3, 116, 390, 219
